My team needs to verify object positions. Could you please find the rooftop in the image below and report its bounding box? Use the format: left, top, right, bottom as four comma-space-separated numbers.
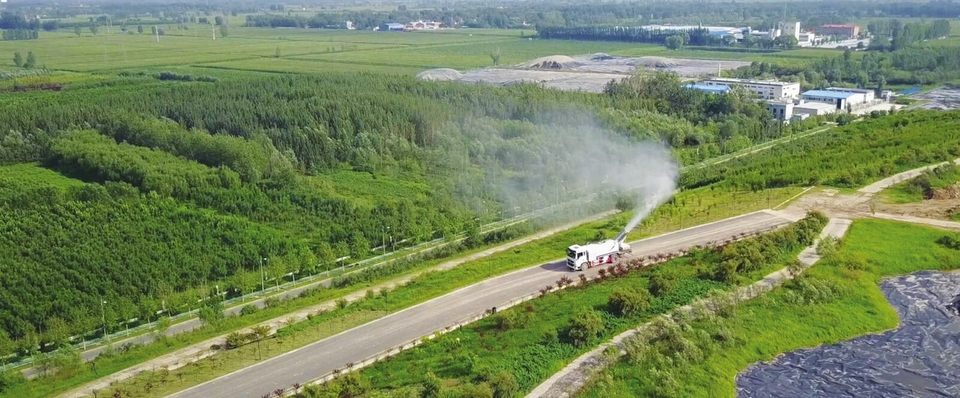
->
684, 83, 731, 93
704, 78, 799, 87
795, 102, 839, 111
822, 24, 857, 28
802, 90, 858, 100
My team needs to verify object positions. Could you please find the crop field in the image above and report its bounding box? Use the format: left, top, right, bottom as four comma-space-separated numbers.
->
0, 24, 839, 76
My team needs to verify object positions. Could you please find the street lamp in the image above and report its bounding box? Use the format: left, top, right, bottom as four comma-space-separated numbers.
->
260, 257, 268, 294
100, 300, 108, 342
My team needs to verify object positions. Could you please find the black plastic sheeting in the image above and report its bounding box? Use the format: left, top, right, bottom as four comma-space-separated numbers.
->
737, 271, 960, 398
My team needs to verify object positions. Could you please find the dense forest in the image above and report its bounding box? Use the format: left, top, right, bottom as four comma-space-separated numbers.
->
0, 71, 782, 350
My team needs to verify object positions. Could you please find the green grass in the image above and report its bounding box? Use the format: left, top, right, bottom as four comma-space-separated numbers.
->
299, 39, 645, 70
0, 163, 84, 190
878, 163, 960, 204
582, 219, 960, 398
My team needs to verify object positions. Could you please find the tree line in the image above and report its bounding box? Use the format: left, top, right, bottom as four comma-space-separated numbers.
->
681, 110, 960, 191
1, 29, 38, 41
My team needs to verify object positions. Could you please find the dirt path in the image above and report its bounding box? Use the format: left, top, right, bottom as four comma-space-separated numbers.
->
61, 211, 617, 398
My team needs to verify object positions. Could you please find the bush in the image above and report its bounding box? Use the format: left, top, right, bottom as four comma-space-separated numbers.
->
648, 272, 678, 297
568, 309, 604, 347
489, 371, 518, 398
816, 236, 839, 258
936, 234, 960, 250
608, 288, 652, 317
421, 372, 442, 398
239, 304, 259, 316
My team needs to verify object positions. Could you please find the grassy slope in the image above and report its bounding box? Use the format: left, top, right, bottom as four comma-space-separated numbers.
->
878, 165, 960, 204
582, 219, 960, 398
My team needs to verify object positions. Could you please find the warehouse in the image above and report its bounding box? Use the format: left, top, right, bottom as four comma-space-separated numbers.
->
801, 89, 866, 110
700, 78, 800, 101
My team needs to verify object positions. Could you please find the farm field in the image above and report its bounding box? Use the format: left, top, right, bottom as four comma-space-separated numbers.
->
0, 24, 836, 76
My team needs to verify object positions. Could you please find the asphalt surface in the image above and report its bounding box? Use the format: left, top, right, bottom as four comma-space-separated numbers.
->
168, 210, 796, 398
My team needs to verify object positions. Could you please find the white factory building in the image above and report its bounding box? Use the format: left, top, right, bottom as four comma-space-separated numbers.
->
801, 88, 874, 110
698, 78, 801, 101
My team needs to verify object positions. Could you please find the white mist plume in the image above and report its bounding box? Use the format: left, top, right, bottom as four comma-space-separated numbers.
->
486, 119, 679, 236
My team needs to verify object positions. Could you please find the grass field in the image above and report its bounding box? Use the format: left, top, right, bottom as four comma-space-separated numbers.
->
582, 219, 960, 398
0, 24, 839, 78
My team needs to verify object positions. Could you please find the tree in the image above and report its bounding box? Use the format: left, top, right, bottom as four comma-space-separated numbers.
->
219, 25, 229, 38
137, 25, 144, 34
12, 51, 22, 68
568, 309, 604, 347
215, 16, 225, 26
197, 299, 225, 329
250, 325, 271, 361
274, 47, 281, 58
608, 288, 651, 317
665, 35, 684, 50
490, 48, 501, 66
351, 232, 369, 258
74, 25, 81, 37
89, 24, 98, 35
24, 51, 35, 69
774, 35, 799, 50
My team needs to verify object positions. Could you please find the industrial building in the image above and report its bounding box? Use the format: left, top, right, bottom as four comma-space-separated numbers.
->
801, 88, 873, 110
379, 23, 404, 31
793, 102, 838, 118
818, 24, 860, 38
682, 83, 731, 94
699, 78, 801, 101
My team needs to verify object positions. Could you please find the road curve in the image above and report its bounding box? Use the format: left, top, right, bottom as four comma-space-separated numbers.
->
167, 210, 796, 398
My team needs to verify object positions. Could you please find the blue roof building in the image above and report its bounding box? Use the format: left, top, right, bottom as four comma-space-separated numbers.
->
802, 88, 871, 110
380, 23, 404, 31
684, 83, 731, 94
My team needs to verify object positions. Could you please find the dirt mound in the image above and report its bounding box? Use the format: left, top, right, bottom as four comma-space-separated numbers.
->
635, 56, 679, 69
589, 53, 615, 61
930, 184, 960, 200
416, 68, 463, 81
520, 55, 578, 69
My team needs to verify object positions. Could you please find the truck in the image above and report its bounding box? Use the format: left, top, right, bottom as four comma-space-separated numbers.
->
566, 230, 631, 271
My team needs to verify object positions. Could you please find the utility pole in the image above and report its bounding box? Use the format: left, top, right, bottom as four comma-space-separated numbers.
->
212, 24, 216, 40
155, 25, 160, 42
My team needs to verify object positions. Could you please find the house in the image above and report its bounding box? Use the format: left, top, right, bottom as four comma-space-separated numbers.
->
404, 20, 442, 31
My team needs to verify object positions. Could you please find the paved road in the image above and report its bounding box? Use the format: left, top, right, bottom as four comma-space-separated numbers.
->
168, 210, 796, 398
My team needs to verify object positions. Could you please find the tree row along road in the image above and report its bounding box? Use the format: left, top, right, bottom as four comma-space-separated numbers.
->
26, 206, 599, 380
167, 210, 799, 398
44, 124, 836, 380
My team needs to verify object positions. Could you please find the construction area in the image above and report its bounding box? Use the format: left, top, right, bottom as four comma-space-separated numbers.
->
737, 271, 960, 398
417, 54, 750, 93
911, 87, 960, 110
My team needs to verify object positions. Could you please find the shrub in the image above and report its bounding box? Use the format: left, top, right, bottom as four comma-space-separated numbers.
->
421, 372, 442, 398
936, 234, 960, 250
540, 328, 559, 345
225, 331, 249, 349
263, 297, 281, 308
568, 309, 604, 347
608, 288, 652, 317
239, 304, 259, 316
648, 272, 678, 297
816, 236, 839, 258
489, 370, 518, 398
336, 297, 349, 309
